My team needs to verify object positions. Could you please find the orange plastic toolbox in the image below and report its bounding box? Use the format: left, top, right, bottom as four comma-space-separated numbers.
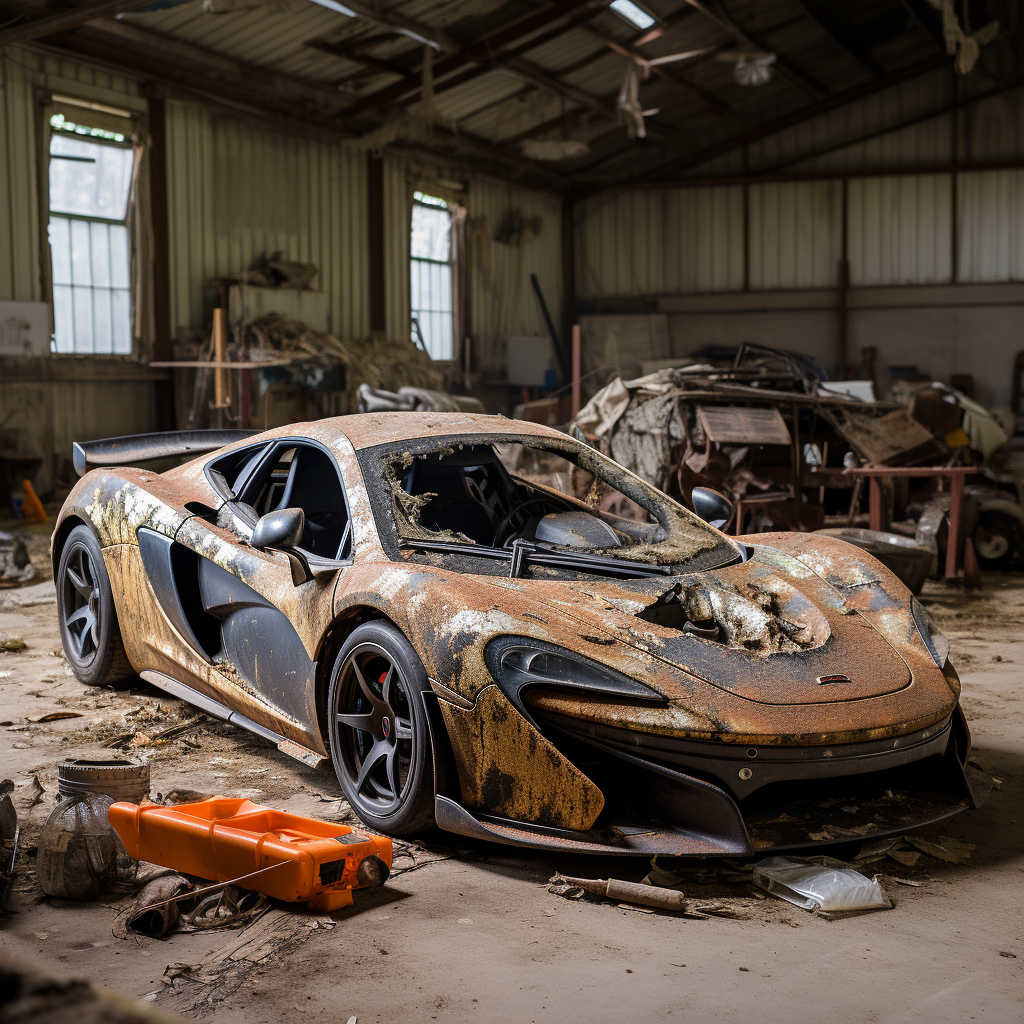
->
109, 797, 393, 911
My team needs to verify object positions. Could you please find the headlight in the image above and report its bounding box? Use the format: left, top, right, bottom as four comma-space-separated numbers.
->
484, 637, 664, 727
911, 598, 950, 668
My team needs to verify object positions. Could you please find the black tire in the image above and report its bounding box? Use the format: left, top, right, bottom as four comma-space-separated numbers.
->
972, 512, 1019, 569
56, 525, 133, 687
327, 620, 436, 835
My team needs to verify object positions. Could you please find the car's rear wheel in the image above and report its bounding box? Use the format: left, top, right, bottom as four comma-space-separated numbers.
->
57, 525, 133, 686
327, 621, 435, 835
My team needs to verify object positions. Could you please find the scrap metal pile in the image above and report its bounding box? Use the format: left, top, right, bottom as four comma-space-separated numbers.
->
571, 344, 1023, 573
181, 313, 444, 428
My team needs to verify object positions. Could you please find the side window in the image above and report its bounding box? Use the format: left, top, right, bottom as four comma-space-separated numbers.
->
240, 444, 352, 561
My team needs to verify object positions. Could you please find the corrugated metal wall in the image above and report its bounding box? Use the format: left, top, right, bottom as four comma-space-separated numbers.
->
467, 174, 562, 370
165, 101, 369, 341
384, 153, 563, 370
577, 79, 1024, 297
0, 48, 157, 493
577, 187, 743, 296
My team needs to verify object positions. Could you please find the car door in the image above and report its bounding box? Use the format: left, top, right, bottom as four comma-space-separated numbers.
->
144, 439, 352, 748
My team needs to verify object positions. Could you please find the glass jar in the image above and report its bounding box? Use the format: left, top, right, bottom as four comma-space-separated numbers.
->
36, 758, 150, 900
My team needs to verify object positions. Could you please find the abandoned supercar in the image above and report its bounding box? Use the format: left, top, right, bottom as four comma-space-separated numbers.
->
53, 414, 988, 855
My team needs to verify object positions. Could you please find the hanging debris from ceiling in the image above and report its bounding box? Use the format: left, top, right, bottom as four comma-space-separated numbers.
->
924, 0, 999, 74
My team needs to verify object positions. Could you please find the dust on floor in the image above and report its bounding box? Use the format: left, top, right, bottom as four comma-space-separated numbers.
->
0, 527, 1021, 1023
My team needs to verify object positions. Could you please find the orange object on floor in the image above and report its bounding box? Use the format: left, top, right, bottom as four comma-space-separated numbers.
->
108, 797, 393, 911
20, 479, 47, 524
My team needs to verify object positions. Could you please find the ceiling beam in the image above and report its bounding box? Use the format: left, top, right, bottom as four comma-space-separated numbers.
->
344, 0, 595, 116
0, 0, 155, 47
305, 37, 412, 80
591, 51, 950, 189
39, 19, 569, 190
580, 25, 741, 126
390, 8, 606, 111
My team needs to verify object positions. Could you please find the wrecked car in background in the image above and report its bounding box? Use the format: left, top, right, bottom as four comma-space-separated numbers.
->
52, 414, 988, 856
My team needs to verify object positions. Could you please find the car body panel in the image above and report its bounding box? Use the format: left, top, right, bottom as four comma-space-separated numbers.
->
52, 415, 981, 853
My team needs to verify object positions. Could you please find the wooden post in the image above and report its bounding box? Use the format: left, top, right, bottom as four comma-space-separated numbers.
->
571, 323, 581, 418
148, 92, 175, 430
561, 196, 576, 360
212, 308, 230, 409
947, 470, 965, 576
367, 154, 386, 335
837, 176, 850, 376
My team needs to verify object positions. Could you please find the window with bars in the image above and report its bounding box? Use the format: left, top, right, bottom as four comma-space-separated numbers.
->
48, 115, 134, 354
409, 191, 453, 361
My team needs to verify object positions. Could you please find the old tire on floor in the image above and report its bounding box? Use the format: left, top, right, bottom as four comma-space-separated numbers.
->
973, 511, 1018, 569
327, 620, 436, 835
56, 524, 133, 687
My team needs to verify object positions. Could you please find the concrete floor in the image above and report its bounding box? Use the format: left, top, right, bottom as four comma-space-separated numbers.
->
1, 523, 1021, 1023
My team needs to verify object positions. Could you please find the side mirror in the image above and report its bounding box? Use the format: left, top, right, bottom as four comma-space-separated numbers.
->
690, 487, 733, 531
251, 508, 313, 585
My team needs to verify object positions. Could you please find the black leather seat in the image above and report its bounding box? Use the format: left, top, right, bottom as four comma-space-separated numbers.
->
277, 447, 347, 558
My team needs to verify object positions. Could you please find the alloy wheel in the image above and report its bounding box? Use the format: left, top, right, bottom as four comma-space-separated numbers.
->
333, 642, 416, 814
62, 541, 102, 662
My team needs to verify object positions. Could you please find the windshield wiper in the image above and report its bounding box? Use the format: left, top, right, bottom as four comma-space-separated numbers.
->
401, 538, 674, 579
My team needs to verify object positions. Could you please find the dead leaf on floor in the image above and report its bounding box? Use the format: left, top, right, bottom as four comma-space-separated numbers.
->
907, 835, 974, 864
0, 636, 26, 652
129, 732, 153, 748
852, 837, 903, 865
691, 902, 750, 920
26, 711, 83, 723
887, 849, 921, 868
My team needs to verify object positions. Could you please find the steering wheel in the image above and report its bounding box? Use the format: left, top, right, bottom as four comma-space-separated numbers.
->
493, 497, 567, 548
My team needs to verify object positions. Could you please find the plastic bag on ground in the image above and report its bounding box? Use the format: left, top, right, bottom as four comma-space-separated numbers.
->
752, 856, 892, 914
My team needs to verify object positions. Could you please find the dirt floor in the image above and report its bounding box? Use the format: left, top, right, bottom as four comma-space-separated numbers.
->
1, 520, 1022, 1023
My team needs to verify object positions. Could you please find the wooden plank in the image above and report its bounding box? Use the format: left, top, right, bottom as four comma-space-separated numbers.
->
698, 405, 792, 446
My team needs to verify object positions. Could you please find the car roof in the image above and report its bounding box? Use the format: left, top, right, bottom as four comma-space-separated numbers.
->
251, 412, 570, 451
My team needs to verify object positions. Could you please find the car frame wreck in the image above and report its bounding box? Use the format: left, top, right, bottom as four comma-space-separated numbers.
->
52, 413, 989, 857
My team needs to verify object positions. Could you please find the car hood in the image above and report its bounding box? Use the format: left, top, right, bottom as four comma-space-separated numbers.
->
481, 543, 914, 707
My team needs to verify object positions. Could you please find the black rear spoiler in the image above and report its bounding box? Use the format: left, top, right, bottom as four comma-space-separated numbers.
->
72, 430, 259, 477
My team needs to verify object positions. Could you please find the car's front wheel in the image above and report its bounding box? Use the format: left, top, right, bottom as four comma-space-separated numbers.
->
327, 620, 436, 835
56, 524, 133, 686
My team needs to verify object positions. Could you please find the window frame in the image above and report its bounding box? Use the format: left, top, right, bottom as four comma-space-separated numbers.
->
46, 110, 135, 357
409, 191, 455, 362
207, 438, 356, 565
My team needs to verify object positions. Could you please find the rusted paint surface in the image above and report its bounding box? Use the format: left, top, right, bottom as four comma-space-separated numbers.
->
438, 684, 605, 830
101, 543, 326, 752
52, 414, 968, 839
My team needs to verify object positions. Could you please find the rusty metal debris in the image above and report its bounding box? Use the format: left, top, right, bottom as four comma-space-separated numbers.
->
550, 874, 687, 912
116, 871, 270, 939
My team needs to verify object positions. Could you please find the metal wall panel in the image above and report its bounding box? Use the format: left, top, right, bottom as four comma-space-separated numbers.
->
0, 50, 42, 303
381, 154, 563, 368
849, 175, 952, 285
165, 100, 369, 341
576, 187, 743, 297
466, 172, 563, 370
749, 180, 841, 290
958, 170, 1024, 282
383, 153, 410, 341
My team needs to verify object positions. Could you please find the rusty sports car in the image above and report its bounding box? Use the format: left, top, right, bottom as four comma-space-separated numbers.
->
53, 414, 988, 855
